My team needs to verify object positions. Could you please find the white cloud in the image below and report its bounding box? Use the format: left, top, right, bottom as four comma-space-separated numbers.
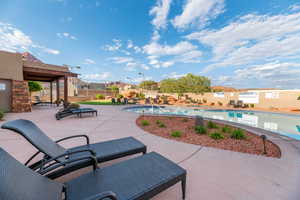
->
141, 64, 150, 70
57, 32, 77, 40
104, 39, 122, 51
186, 12, 300, 72
143, 41, 197, 56
0, 22, 60, 55
125, 62, 138, 71
109, 56, 134, 64
213, 62, 300, 89
161, 61, 174, 67
151, 30, 161, 42
133, 76, 153, 83
82, 72, 111, 81
172, 0, 224, 29
150, 0, 172, 30
290, 4, 300, 11
83, 58, 96, 64
127, 40, 133, 48
163, 72, 186, 79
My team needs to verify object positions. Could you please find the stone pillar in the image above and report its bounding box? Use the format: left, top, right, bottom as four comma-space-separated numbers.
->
11, 80, 31, 112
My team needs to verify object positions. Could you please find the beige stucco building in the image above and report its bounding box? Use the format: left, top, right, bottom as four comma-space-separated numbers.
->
0, 50, 77, 112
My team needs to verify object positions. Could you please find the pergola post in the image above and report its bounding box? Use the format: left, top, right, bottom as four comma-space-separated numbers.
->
64, 76, 68, 107
56, 78, 60, 106
50, 81, 53, 104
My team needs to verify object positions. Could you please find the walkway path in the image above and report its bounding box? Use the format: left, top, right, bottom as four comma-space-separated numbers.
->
1, 105, 300, 200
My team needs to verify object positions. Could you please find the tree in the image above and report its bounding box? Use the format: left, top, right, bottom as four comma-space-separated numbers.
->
107, 85, 119, 95
159, 73, 211, 94
139, 80, 158, 90
28, 81, 43, 93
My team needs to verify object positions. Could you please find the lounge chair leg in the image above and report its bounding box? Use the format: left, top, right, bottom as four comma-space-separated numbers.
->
181, 176, 186, 200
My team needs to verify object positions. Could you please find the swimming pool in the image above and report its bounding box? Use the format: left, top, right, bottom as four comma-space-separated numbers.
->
125, 106, 300, 140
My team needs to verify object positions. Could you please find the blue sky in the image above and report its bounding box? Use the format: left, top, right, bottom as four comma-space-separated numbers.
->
1, 0, 300, 89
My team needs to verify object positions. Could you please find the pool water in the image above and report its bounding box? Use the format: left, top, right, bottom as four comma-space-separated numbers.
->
125, 106, 300, 140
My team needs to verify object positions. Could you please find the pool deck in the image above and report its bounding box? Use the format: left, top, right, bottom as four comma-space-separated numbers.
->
1, 105, 300, 200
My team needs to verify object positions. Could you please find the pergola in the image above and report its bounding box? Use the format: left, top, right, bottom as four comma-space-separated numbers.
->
23, 60, 77, 105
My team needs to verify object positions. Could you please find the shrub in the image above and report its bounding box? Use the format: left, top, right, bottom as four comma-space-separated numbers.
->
171, 130, 182, 137
116, 94, 124, 99
182, 118, 189, 122
231, 129, 247, 140
298, 96, 300, 100
68, 103, 80, 109
0, 110, 4, 120
207, 121, 218, 129
250, 104, 255, 108
222, 126, 232, 133
158, 123, 166, 128
195, 125, 207, 134
210, 102, 215, 106
156, 120, 162, 125
210, 132, 224, 140
203, 99, 207, 103
141, 120, 150, 126
28, 81, 43, 93
95, 94, 105, 100
218, 101, 223, 106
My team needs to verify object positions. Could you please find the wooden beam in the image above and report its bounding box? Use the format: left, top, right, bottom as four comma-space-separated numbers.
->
50, 82, 53, 104
56, 78, 60, 106
64, 76, 68, 107
24, 67, 77, 77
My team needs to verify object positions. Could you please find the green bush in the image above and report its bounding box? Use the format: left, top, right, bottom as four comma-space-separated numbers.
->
171, 130, 182, 137
250, 104, 255, 108
28, 81, 43, 93
68, 103, 80, 109
158, 123, 166, 128
116, 94, 124, 99
231, 129, 247, 140
222, 126, 232, 133
209, 132, 224, 140
182, 118, 189, 122
195, 125, 207, 134
95, 94, 105, 100
0, 110, 4, 120
156, 120, 162, 125
141, 120, 150, 126
207, 121, 218, 129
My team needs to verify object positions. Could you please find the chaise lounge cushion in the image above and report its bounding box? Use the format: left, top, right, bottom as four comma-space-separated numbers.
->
66, 152, 186, 200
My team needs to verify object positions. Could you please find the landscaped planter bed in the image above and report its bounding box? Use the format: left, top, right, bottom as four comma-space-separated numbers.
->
137, 115, 281, 158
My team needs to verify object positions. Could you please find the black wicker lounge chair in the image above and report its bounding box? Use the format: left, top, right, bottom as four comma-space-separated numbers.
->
1, 119, 147, 179
0, 148, 186, 200
56, 107, 98, 120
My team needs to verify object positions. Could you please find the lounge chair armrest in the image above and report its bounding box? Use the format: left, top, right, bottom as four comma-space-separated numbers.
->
38, 149, 98, 171
55, 134, 90, 145
84, 191, 118, 200
38, 155, 99, 175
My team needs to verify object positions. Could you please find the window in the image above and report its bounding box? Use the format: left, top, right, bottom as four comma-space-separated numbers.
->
0, 83, 6, 90
265, 92, 279, 99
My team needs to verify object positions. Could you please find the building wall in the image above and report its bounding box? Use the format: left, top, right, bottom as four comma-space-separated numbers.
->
0, 51, 23, 81
143, 90, 300, 109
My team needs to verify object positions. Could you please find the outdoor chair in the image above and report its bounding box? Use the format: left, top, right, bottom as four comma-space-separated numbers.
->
111, 98, 116, 104
1, 119, 147, 179
0, 148, 186, 200
55, 107, 98, 120
228, 100, 235, 107
33, 96, 53, 106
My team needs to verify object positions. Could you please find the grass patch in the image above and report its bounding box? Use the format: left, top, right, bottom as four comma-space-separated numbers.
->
207, 121, 218, 129
209, 132, 224, 140
222, 126, 232, 133
141, 120, 150, 126
171, 130, 182, 137
194, 125, 207, 134
231, 129, 247, 140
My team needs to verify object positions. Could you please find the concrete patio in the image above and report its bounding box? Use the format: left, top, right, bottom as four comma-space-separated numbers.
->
1, 105, 300, 200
